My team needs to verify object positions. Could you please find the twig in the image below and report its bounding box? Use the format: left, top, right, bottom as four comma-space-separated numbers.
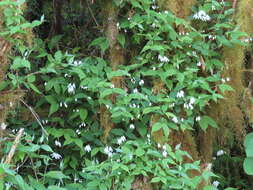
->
4, 128, 24, 165
232, 0, 237, 9
20, 99, 48, 137
86, 0, 99, 27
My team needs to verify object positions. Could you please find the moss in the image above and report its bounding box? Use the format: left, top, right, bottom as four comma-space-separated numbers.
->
158, 0, 196, 19
100, 0, 125, 141
236, 0, 253, 36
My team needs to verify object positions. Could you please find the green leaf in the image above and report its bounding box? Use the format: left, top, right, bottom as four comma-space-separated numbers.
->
29, 83, 42, 94
11, 57, 31, 70
130, 0, 142, 8
107, 70, 129, 79
74, 139, 83, 149
244, 132, 253, 148
219, 84, 234, 94
48, 186, 67, 190
243, 157, 253, 175
99, 183, 107, 190
162, 126, 170, 138
80, 108, 88, 121
135, 148, 145, 157
0, 180, 3, 190
151, 177, 161, 183
199, 116, 218, 131
100, 88, 126, 99
44, 171, 70, 180
40, 145, 53, 152
203, 186, 217, 190
117, 34, 125, 47
143, 106, 161, 114
152, 122, 166, 133
45, 95, 59, 116
27, 75, 36, 83
89, 37, 109, 53
0, 81, 9, 91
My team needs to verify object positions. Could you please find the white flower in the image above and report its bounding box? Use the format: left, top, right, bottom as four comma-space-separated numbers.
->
139, 80, 144, 86
216, 150, 225, 156
51, 152, 62, 160
84, 144, 92, 152
212, 180, 220, 187
157, 143, 161, 148
193, 10, 211, 21
206, 163, 212, 170
152, 67, 156, 70
175, 143, 181, 150
129, 124, 135, 129
104, 146, 113, 157
79, 122, 86, 128
110, 84, 115, 88
196, 116, 201, 121
64, 73, 71, 78
133, 88, 138, 93
162, 150, 167, 157
80, 86, 88, 90
190, 97, 196, 104
172, 117, 178, 123
0, 123, 7, 130
197, 62, 202, 66
76, 129, 81, 135
221, 78, 226, 83
55, 140, 62, 147
226, 77, 230, 82
176, 90, 184, 98
67, 83, 76, 94
73, 60, 82, 66
158, 55, 169, 63
117, 136, 126, 145
151, 5, 157, 9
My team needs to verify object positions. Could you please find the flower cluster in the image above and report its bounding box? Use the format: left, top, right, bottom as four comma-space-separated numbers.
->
184, 97, 196, 110
176, 90, 184, 98
216, 150, 226, 156
129, 123, 135, 129
73, 60, 82, 66
117, 136, 126, 145
51, 152, 62, 160
84, 144, 91, 152
104, 146, 113, 157
193, 10, 211, 21
158, 55, 169, 63
67, 83, 76, 94
55, 140, 62, 147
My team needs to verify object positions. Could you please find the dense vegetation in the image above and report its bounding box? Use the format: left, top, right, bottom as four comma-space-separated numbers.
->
1, 0, 253, 189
